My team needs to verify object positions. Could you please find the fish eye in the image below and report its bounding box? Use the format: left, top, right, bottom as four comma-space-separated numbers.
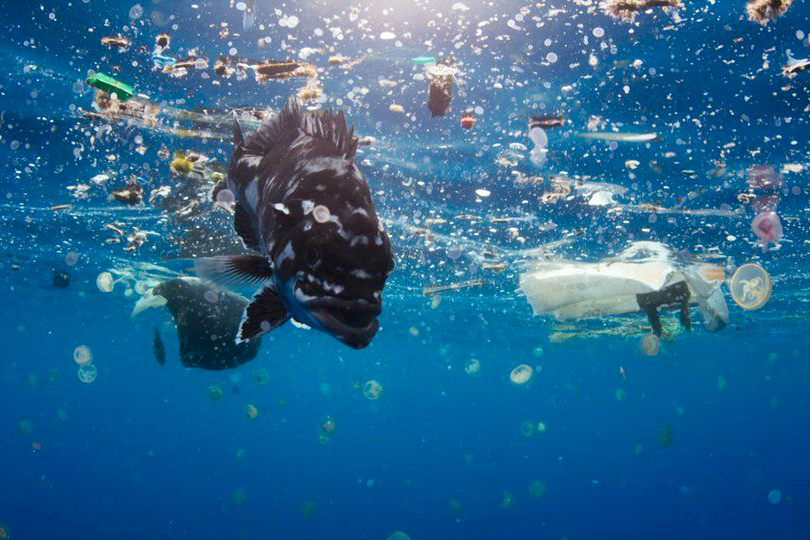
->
306, 246, 320, 267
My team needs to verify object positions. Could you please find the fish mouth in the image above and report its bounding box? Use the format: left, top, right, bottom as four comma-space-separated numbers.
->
305, 296, 381, 349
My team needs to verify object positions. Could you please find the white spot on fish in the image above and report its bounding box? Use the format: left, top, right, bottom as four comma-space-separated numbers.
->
276, 242, 295, 266
350, 236, 369, 247
351, 269, 372, 279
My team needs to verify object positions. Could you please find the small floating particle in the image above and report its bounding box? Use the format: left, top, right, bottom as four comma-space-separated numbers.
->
389, 104, 405, 113
101, 36, 131, 49
422, 279, 484, 297
461, 113, 476, 129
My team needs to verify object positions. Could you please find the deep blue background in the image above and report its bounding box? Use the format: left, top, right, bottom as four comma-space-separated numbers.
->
2, 0, 810, 538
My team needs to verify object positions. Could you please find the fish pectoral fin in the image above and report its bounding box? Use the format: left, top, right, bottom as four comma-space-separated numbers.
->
237, 287, 289, 343
192, 254, 273, 288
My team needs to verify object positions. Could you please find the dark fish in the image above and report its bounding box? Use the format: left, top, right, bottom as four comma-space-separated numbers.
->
529, 115, 564, 130
153, 326, 166, 366
140, 278, 261, 370
195, 97, 394, 349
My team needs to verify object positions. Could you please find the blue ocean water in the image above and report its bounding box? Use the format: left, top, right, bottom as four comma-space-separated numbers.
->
2, 0, 810, 538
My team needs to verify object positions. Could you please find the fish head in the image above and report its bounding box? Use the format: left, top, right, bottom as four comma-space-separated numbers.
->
270, 173, 394, 349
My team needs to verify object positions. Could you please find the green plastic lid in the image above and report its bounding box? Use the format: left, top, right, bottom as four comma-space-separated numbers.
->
85, 72, 135, 101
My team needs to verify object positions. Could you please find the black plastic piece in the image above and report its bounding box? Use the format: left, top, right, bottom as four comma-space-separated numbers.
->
636, 281, 691, 336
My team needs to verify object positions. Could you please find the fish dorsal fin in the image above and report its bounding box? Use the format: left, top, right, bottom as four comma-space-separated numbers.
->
242, 97, 303, 155
304, 107, 359, 160
234, 115, 245, 146
243, 97, 359, 160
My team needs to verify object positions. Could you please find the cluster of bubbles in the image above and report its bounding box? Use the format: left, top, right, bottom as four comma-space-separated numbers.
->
74, 345, 97, 383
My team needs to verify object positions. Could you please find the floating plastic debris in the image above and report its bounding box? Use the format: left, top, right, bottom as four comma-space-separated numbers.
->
460, 113, 476, 129
601, 0, 683, 22
509, 364, 533, 384
576, 131, 659, 143
85, 73, 134, 101
101, 36, 130, 49
422, 279, 485, 297
782, 50, 810, 78
151, 53, 176, 70
426, 60, 457, 117
412, 56, 436, 64
746, 0, 793, 25
729, 263, 772, 311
